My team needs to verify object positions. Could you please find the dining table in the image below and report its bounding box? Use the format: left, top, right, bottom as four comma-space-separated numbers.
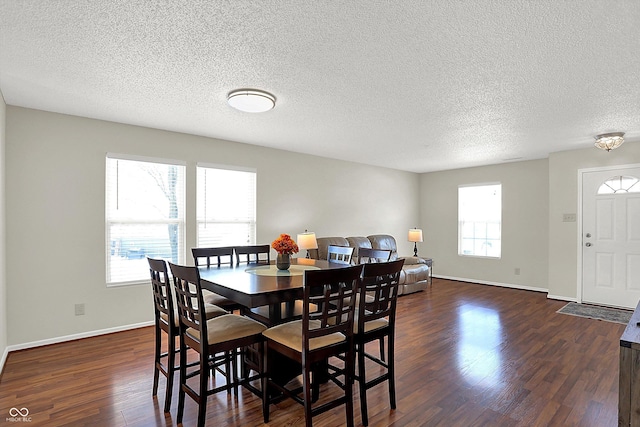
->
199, 257, 347, 325
199, 257, 349, 389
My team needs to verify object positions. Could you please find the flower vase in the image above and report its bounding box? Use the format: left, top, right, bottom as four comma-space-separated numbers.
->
276, 253, 291, 270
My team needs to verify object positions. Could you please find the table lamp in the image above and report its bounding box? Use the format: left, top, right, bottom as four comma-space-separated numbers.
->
297, 230, 318, 258
408, 228, 423, 257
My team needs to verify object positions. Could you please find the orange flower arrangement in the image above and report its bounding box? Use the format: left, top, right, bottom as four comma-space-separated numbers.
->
271, 233, 299, 255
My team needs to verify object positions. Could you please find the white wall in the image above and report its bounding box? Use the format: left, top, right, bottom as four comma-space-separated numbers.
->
548, 143, 640, 300
7, 104, 637, 351
5, 106, 419, 346
0, 90, 7, 369
419, 159, 549, 291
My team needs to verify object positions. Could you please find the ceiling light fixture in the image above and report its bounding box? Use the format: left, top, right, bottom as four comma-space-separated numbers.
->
227, 89, 276, 113
594, 132, 625, 152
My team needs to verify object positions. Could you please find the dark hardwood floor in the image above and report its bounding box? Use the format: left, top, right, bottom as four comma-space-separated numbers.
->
0, 278, 625, 426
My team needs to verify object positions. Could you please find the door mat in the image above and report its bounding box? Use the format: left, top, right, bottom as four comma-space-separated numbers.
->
557, 302, 632, 325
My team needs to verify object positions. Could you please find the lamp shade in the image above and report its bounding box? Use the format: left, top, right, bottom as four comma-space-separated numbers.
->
408, 228, 423, 243
297, 231, 318, 251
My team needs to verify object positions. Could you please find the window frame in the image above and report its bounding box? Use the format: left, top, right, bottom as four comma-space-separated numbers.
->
196, 162, 257, 248
458, 182, 502, 259
105, 153, 186, 287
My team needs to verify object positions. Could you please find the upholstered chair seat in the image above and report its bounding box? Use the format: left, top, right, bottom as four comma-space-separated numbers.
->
262, 319, 346, 352
185, 314, 267, 344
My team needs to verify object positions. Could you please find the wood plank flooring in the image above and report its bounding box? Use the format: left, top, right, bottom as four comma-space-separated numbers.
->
0, 278, 625, 426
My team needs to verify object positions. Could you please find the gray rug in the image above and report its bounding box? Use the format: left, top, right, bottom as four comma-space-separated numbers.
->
557, 302, 632, 325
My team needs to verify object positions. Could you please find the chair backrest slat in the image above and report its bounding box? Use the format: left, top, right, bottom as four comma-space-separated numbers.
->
359, 259, 405, 330
148, 257, 174, 327
327, 245, 354, 265
234, 244, 271, 265
192, 247, 234, 268
357, 248, 392, 264
303, 265, 363, 347
168, 262, 208, 348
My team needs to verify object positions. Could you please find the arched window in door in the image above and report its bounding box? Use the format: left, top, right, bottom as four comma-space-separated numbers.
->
597, 176, 640, 194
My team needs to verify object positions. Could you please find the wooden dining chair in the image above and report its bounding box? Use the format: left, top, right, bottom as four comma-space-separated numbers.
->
327, 245, 354, 265
234, 244, 271, 265
168, 262, 267, 427
354, 247, 392, 361
262, 264, 363, 427
356, 247, 392, 264
147, 257, 227, 413
191, 247, 242, 312
354, 259, 405, 426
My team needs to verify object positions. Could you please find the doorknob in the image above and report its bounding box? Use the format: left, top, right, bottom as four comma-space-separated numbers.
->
585, 242, 592, 247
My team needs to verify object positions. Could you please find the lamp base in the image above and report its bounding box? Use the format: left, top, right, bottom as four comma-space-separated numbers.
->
413, 242, 418, 257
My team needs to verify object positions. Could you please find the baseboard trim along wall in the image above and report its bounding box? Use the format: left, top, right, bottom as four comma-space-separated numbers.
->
434, 274, 548, 294
2, 320, 154, 361
546, 294, 578, 303
0, 347, 8, 378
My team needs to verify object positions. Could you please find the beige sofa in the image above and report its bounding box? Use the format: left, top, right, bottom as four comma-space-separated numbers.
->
308, 234, 430, 296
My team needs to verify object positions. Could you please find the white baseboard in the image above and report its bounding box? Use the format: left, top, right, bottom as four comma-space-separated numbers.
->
434, 274, 548, 294
0, 346, 8, 376
4, 321, 154, 354
546, 294, 577, 302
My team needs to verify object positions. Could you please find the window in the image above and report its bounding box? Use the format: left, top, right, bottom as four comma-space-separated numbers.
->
106, 155, 186, 285
197, 165, 256, 247
458, 184, 501, 258
597, 175, 640, 194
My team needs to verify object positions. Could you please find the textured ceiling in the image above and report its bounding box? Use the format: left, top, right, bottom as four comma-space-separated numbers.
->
1, 1, 639, 173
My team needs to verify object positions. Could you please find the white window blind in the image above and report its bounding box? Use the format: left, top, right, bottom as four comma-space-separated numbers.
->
458, 183, 501, 258
197, 165, 256, 247
106, 155, 186, 285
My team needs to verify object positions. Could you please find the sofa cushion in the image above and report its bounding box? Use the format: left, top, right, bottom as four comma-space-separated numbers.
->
346, 236, 372, 260
367, 234, 399, 261
309, 236, 350, 260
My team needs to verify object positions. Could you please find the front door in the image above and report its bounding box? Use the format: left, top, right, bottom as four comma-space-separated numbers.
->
582, 167, 640, 309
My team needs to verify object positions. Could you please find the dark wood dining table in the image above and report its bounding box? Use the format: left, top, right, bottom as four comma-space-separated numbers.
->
200, 257, 349, 388
198, 257, 346, 325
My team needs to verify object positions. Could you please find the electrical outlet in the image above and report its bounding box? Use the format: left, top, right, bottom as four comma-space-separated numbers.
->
75, 303, 85, 316
563, 213, 576, 222
515, 267, 521, 275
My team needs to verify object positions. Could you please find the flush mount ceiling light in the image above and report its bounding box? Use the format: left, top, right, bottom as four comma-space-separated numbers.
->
594, 132, 625, 152
227, 89, 276, 113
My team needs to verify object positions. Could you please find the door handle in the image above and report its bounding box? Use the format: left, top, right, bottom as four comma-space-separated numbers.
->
585, 242, 592, 247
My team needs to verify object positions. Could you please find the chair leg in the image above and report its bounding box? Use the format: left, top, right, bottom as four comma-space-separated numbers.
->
345, 347, 355, 427
232, 349, 239, 395
379, 337, 385, 362
164, 333, 176, 413
262, 342, 270, 423
197, 357, 209, 427
357, 344, 369, 426
152, 327, 161, 397
311, 367, 320, 403
224, 350, 233, 395
177, 338, 187, 425
388, 334, 396, 410
302, 362, 313, 427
